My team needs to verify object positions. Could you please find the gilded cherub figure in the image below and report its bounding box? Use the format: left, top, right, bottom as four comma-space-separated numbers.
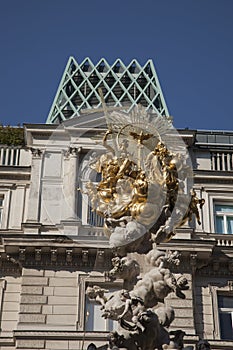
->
179, 189, 205, 226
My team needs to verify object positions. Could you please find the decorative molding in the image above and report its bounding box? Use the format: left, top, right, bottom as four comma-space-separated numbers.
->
198, 258, 233, 277
194, 170, 233, 185
0, 168, 30, 181
13, 329, 111, 341
3, 244, 112, 270
22, 222, 42, 234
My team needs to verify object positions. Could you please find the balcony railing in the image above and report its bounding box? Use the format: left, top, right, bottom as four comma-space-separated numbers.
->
210, 233, 233, 247
211, 152, 233, 171
0, 147, 21, 166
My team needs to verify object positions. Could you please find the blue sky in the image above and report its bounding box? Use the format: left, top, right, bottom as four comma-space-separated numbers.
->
0, 0, 232, 131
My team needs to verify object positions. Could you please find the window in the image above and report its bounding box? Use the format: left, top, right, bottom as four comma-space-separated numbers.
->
78, 156, 104, 227
77, 273, 122, 332
85, 287, 118, 332
87, 172, 104, 227
214, 204, 233, 234
218, 294, 233, 340
87, 204, 104, 227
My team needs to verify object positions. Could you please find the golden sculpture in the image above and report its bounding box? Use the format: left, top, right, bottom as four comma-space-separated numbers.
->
81, 108, 204, 247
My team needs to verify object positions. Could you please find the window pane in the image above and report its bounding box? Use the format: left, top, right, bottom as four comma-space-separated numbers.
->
215, 205, 233, 213
108, 318, 117, 332
219, 313, 233, 340
218, 295, 233, 308
93, 303, 105, 331
227, 217, 233, 234
85, 300, 106, 331
87, 204, 104, 227
85, 300, 94, 331
85, 288, 118, 332
216, 216, 224, 233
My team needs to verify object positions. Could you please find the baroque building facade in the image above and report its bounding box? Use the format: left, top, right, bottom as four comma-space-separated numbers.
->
0, 57, 232, 350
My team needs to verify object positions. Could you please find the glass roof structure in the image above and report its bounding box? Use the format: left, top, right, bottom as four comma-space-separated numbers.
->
46, 57, 169, 124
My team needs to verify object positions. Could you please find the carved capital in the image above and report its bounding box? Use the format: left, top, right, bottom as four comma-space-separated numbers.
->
228, 280, 233, 291
19, 248, 26, 261
190, 253, 197, 271
96, 250, 105, 265
64, 147, 82, 158
82, 249, 89, 265
30, 148, 43, 158
51, 249, 57, 263
35, 248, 41, 262
66, 249, 73, 263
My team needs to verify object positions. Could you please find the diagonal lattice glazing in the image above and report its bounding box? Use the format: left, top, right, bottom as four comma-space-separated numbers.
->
46, 57, 169, 124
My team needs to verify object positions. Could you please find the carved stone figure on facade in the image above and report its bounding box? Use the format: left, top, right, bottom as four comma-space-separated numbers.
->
169, 330, 186, 349
145, 248, 180, 269
86, 285, 109, 308
131, 262, 188, 308
109, 256, 140, 291
108, 307, 177, 350
106, 215, 147, 253
90, 247, 188, 323
178, 190, 205, 227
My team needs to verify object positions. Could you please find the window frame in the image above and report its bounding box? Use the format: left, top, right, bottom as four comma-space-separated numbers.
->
218, 293, 233, 340
78, 150, 104, 227
85, 286, 118, 332
77, 272, 122, 332
206, 191, 233, 234
214, 202, 233, 234
209, 281, 233, 340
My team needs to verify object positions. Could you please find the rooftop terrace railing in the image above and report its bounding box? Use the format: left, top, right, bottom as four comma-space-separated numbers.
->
0, 146, 21, 166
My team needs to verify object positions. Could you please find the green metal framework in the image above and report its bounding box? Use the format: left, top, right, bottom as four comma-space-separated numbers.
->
46, 57, 169, 124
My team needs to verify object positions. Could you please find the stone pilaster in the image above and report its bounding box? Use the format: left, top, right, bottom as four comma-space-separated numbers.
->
24, 148, 43, 232
62, 147, 81, 220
